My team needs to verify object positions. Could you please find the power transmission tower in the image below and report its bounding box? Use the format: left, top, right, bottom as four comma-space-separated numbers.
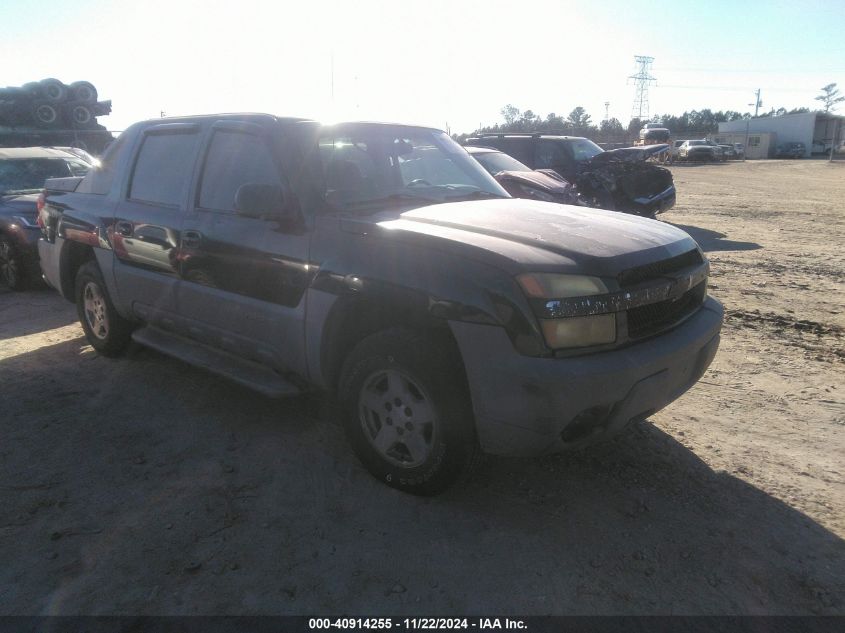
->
628, 56, 656, 121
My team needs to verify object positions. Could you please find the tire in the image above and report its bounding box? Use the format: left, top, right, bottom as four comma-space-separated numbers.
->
75, 260, 133, 356
0, 235, 27, 291
69, 104, 93, 126
338, 327, 479, 495
69, 81, 97, 103
39, 78, 68, 102
32, 102, 60, 128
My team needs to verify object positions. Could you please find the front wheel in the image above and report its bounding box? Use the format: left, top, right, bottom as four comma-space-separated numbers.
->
75, 260, 133, 356
0, 236, 26, 291
338, 328, 479, 495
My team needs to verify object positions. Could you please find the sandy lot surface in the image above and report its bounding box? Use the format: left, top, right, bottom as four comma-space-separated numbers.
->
0, 160, 843, 615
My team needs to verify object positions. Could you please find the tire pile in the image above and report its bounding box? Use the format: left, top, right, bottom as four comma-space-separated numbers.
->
0, 78, 112, 130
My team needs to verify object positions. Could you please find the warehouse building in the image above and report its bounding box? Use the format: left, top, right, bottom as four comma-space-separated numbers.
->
717, 111, 844, 158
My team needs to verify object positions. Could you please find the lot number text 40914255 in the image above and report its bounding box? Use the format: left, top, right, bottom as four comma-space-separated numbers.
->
308, 618, 527, 630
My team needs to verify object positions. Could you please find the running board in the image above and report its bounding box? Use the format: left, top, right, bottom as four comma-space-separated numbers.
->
131, 326, 302, 398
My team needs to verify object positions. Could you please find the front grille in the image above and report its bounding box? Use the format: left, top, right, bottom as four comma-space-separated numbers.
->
627, 281, 706, 339
618, 249, 703, 288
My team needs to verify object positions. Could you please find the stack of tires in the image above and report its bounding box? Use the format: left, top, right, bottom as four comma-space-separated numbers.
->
0, 78, 111, 129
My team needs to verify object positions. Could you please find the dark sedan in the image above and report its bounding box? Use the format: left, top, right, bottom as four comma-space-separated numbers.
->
0, 147, 90, 289
465, 146, 577, 205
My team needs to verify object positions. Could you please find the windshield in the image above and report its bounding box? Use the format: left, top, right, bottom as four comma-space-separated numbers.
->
688, 140, 707, 146
472, 150, 531, 175
0, 157, 90, 194
570, 139, 604, 161
315, 126, 508, 212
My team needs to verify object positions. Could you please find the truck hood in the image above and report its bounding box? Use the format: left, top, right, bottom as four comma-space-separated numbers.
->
352, 198, 697, 275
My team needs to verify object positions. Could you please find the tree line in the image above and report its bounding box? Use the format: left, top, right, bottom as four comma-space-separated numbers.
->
453, 83, 842, 144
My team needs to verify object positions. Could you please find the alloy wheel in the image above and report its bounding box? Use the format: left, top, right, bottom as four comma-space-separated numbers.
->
358, 369, 437, 468
83, 281, 109, 340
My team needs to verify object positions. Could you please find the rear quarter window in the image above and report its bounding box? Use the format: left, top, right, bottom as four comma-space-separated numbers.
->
129, 132, 200, 206
76, 133, 128, 195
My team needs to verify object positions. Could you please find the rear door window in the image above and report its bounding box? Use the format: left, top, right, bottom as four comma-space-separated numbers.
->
497, 138, 533, 165
129, 132, 200, 206
535, 140, 573, 167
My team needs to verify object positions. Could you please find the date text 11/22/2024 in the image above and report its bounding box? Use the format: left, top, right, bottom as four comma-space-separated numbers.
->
308, 619, 527, 630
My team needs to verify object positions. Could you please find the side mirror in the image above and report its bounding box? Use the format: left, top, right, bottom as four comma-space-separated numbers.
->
235, 183, 292, 220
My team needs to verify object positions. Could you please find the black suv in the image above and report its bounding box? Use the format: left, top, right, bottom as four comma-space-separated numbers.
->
465, 133, 675, 217
38, 114, 722, 494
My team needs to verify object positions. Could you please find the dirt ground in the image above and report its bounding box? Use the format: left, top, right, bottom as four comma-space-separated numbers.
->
0, 160, 843, 615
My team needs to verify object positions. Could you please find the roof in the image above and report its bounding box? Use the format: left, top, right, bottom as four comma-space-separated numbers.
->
136, 114, 444, 133
471, 133, 585, 140
464, 146, 500, 153
0, 147, 79, 159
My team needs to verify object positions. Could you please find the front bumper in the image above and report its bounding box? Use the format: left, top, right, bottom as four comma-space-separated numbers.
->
632, 185, 676, 215
449, 296, 723, 456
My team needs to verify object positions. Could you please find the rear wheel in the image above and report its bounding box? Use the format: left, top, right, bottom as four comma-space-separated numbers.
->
338, 328, 479, 495
75, 260, 133, 356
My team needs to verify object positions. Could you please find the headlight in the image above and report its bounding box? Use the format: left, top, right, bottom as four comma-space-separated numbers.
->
540, 314, 616, 348
12, 215, 38, 228
518, 273, 615, 349
517, 273, 608, 299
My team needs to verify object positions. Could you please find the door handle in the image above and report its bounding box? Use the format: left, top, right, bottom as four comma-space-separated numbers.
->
115, 221, 133, 237
182, 230, 203, 248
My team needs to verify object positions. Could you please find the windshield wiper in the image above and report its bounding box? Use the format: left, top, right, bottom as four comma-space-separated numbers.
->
342, 192, 442, 210
444, 190, 508, 201
1, 188, 40, 196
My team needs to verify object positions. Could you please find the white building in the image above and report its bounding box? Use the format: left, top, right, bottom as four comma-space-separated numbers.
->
717, 111, 844, 158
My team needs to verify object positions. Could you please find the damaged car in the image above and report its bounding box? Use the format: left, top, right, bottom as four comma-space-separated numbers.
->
465, 133, 675, 218
465, 145, 577, 205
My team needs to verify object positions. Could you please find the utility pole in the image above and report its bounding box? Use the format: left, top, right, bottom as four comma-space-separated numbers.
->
743, 90, 762, 161
751, 89, 762, 117
628, 56, 656, 122
743, 117, 749, 162
604, 101, 610, 122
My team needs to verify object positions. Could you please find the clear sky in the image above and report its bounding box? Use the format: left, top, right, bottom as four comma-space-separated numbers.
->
2, 0, 843, 134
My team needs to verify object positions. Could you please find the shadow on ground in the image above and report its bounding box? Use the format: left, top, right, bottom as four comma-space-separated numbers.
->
0, 288, 77, 340
0, 338, 842, 615
669, 224, 762, 253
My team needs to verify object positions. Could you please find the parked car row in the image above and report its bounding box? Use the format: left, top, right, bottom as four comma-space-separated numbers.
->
670, 140, 745, 162
0, 146, 94, 289
2, 113, 723, 495
774, 142, 807, 159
